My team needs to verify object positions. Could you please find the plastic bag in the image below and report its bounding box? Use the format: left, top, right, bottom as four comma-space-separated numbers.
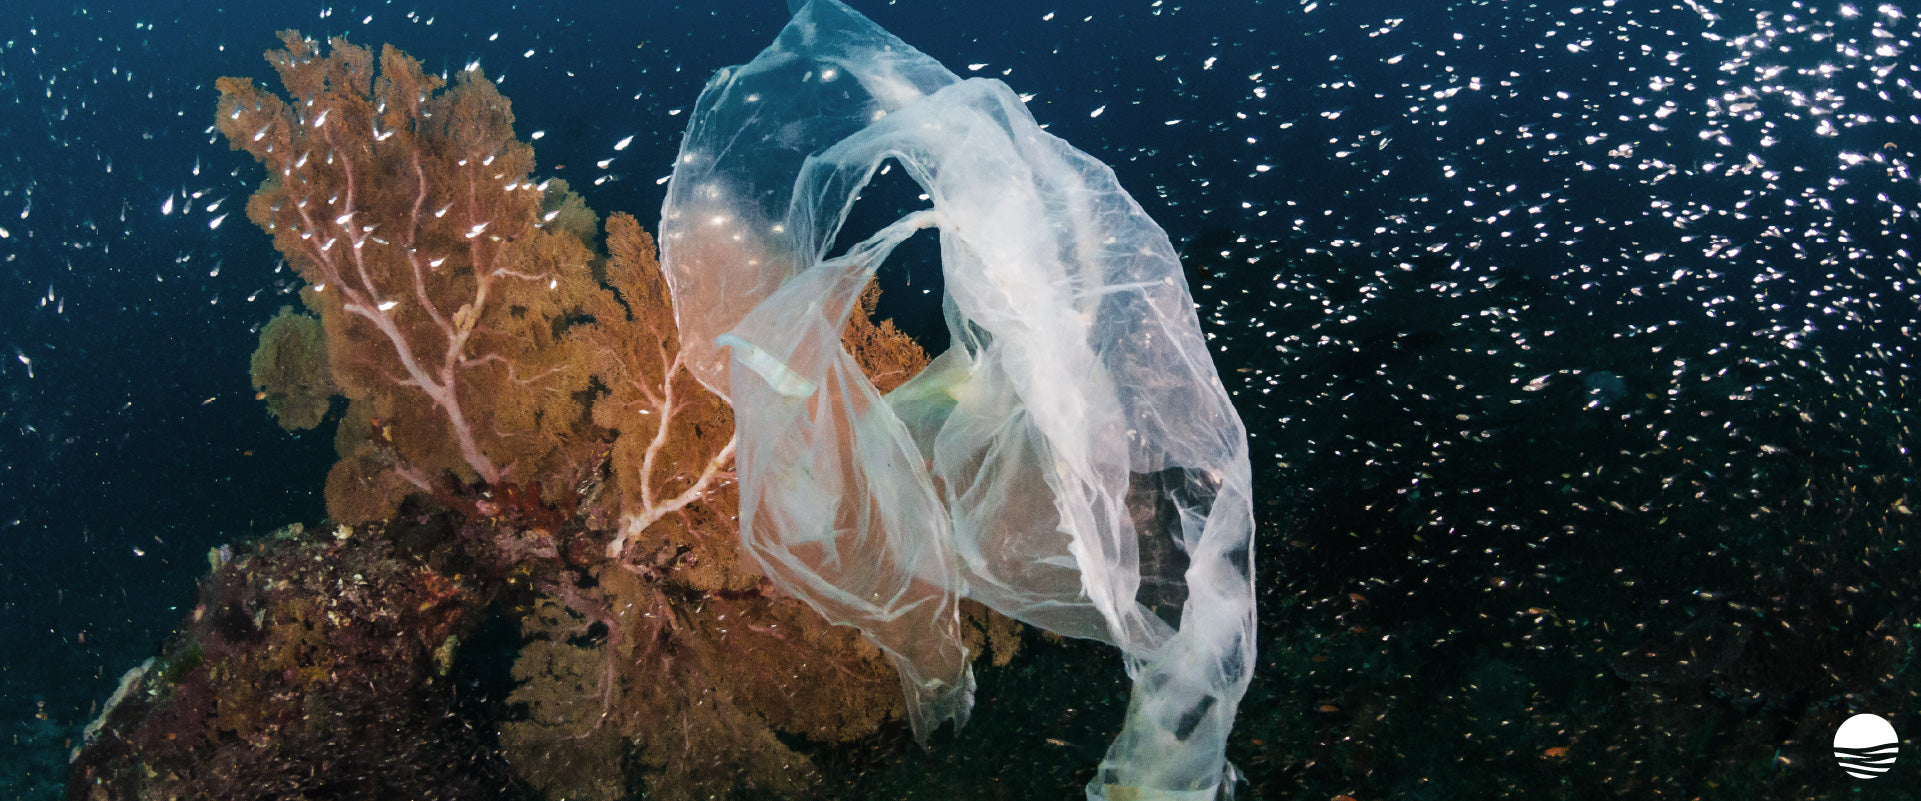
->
659, 2, 1256, 797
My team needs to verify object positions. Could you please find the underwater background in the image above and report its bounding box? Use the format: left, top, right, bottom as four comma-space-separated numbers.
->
2, 0, 1917, 798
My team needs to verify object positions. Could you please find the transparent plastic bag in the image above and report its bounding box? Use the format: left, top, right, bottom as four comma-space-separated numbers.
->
659, 2, 1256, 796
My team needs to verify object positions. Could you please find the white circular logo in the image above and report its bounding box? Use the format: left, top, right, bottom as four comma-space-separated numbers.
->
1833, 713, 1900, 780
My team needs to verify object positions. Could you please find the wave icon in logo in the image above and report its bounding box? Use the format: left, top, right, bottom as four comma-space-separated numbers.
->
1833, 713, 1900, 780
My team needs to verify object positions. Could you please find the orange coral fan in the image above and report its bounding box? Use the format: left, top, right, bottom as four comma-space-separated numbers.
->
214, 32, 1017, 801
217, 32, 601, 518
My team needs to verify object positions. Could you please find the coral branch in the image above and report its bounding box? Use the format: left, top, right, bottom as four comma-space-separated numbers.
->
609, 438, 738, 560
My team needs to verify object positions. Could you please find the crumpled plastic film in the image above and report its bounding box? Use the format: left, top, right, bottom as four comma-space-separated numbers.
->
659, 2, 1257, 797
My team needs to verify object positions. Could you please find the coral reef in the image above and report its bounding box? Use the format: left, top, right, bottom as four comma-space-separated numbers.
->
67, 516, 513, 801
71, 32, 1018, 801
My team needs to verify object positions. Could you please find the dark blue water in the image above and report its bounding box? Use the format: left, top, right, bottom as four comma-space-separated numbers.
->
4, 0, 1917, 798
